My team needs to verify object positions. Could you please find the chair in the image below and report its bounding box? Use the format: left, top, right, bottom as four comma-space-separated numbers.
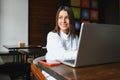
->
0, 73, 11, 80
31, 63, 46, 80
0, 52, 30, 80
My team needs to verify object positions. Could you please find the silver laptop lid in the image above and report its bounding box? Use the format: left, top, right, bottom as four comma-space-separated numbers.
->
75, 23, 120, 67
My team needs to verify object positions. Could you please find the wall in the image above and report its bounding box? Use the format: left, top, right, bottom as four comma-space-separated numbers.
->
98, 0, 119, 25
104, 0, 119, 25
0, 0, 28, 52
70, 0, 99, 35
29, 0, 60, 46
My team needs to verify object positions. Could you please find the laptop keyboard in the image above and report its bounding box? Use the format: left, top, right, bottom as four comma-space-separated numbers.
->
64, 59, 75, 64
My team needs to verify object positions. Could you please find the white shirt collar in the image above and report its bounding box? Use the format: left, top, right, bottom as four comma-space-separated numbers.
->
60, 30, 70, 40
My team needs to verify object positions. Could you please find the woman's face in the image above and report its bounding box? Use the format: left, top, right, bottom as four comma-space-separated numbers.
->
58, 10, 70, 34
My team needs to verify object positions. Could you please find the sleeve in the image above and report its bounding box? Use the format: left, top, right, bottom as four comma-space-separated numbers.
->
45, 32, 77, 60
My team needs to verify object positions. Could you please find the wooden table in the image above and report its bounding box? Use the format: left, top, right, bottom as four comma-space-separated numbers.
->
3, 45, 42, 50
18, 48, 46, 63
3, 45, 42, 62
38, 62, 120, 80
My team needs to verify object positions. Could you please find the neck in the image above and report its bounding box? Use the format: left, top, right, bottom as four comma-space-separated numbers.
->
62, 29, 69, 34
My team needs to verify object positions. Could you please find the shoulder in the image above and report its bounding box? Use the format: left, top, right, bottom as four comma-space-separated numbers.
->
47, 31, 62, 43
48, 31, 57, 35
72, 35, 79, 42
47, 31, 59, 38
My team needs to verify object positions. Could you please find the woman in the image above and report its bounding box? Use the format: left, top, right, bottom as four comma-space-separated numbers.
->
33, 6, 78, 80
45, 6, 78, 61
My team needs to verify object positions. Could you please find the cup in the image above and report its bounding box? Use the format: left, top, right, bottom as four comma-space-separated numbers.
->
19, 42, 25, 47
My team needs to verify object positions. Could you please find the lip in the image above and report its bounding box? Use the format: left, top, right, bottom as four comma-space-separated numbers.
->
60, 25, 67, 28
60, 23, 67, 26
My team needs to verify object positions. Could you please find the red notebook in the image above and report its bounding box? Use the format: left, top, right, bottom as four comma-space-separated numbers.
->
39, 60, 61, 67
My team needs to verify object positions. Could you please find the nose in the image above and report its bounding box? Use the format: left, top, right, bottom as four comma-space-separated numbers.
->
61, 18, 66, 23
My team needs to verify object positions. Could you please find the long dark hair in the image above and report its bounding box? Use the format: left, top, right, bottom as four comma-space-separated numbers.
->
53, 6, 76, 38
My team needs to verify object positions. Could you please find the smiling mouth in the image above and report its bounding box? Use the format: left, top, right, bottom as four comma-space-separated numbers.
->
61, 23, 67, 26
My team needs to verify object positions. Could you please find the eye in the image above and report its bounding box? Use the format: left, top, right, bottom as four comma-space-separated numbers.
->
58, 16, 62, 19
65, 16, 69, 19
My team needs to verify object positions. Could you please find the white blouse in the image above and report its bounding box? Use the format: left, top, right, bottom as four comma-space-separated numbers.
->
45, 30, 79, 61
33, 30, 79, 80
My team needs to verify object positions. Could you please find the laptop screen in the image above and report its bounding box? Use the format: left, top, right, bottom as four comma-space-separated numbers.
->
75, 23, 120, 67
59, 23, 120, 67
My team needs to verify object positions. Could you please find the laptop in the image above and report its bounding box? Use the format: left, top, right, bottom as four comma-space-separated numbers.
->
58, 23, 120, 67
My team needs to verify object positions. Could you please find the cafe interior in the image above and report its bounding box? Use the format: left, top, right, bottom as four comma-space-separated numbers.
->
0, 0, 120, 80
